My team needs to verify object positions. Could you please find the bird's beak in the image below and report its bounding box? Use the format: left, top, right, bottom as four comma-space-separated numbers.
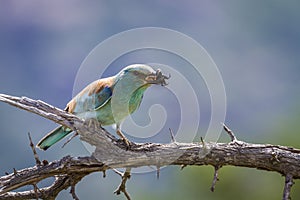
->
145, 69, 170, 86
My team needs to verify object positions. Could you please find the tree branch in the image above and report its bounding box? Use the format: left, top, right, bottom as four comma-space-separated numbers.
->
114, 168, 131, 200
283, 174, 294, 200
0, 93, 300, 199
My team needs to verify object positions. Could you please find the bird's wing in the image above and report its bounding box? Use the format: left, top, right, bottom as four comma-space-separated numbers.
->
65, 77, 114, 114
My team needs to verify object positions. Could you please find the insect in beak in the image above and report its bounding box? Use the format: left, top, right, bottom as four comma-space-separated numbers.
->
145, 69, 170, 86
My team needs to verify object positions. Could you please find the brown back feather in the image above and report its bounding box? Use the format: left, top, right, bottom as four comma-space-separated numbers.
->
65, 77, 115, 114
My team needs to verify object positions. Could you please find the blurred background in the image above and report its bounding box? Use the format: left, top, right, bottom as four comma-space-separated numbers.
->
0, 0, 300, 199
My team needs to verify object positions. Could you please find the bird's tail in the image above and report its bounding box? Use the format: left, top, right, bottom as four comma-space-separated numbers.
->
37, 126, 72, 150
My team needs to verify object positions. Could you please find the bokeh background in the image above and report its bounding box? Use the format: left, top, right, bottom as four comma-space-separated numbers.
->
1, 1, 300, 199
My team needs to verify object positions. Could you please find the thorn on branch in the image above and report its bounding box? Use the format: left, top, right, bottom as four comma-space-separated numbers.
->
28, 132, 41, 166
13, 168, 17, 175
70, 184, 79, 200
169, 128, 176, 143
222, 123, 243, 145
198, 137, 210, 158
210, 166, 220, 192
156, 166, 160, 179
32, 183, 40, 200
181, 164, 187, 170
113, 168, 123, 177
114, 168, 131, 200
283, 174, 294, 200
200, 137, 206, 148
222, 123, 236, 142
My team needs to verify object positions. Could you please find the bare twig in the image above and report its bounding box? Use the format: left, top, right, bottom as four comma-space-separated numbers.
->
210, 166, 220, 192
200, 137, 205, 147
112, 169, 123, 177
0, 156, 104, 199
222, 123, 243, 144
114, 168, 131, 200
70, 184, 79, 200
0, 174, 83, 200
156, 166, 160, 179
169, 128, 176, 143
283, 174, 294, 200
102, 170, 106, 178
13, 168, 17, 176
27, 132, 41, 166
180, 165, 187, 170
32, 184, 39, 200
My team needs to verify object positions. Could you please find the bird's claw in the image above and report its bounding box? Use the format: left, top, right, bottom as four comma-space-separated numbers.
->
116, 129, 131, 149
122, 138, 131, 149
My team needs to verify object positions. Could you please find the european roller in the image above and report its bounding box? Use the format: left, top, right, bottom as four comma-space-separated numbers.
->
37, 64, 169, 150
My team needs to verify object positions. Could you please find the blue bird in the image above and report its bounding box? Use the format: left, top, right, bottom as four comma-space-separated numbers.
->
37, 64, 169, 150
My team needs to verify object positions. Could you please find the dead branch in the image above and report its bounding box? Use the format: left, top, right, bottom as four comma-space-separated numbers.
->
114, 168, 131, 200
0, 93, 300, 200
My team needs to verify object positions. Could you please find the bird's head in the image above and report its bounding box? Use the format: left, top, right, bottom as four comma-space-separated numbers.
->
117, 64, 170, 87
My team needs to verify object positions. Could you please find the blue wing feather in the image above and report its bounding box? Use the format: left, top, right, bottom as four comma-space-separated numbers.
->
94, 86, 112, 110
68, 79, 114, 114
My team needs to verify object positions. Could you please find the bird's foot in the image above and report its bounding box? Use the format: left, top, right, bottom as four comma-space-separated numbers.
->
122, 137, 131, 150
116, 129, 131, 150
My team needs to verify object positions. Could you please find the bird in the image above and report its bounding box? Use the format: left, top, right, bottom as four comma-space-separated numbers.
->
37, 64, 170, 150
